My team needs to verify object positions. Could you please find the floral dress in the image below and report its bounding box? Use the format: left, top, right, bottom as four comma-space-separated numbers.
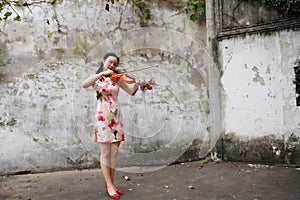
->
93, 76, 125, 143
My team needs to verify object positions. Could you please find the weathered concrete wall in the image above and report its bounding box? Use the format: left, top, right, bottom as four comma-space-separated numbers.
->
4, 0, 297, 175
0, 1, 212, 174
216, 0, 300, 165
219, 30, 300, 164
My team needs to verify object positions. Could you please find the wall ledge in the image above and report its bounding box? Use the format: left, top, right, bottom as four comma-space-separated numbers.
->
217, 18, 300, 41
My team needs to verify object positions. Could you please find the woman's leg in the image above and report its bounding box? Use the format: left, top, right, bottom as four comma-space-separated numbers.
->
100, 143, 117, 195
110, 142, 121, 186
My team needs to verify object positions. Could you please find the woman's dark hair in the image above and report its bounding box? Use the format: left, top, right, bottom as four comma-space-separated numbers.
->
95, 52, 120, 74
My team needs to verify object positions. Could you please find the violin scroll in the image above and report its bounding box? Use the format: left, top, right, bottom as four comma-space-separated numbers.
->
139, 79, 156, 93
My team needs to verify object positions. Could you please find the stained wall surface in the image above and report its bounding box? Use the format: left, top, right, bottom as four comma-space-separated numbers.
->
0, 1, 211, 174
218, 0, 300, 164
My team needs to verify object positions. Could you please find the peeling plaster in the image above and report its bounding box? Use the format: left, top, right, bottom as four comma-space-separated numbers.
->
0, 1, 212, 174
220, 28, 300, 164
252, 66, 265, 85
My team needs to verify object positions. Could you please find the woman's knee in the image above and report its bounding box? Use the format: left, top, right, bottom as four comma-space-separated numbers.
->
110, 143, 120, 157
100, 144, 111, 161
101, 150, 111, 159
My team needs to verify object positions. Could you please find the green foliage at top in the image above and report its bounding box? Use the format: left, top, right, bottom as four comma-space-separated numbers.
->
131, 0, 206, 26
0, 0, 55, 23
1, 0, 299, 29
0, 0, 21, 22
132, 0, 151, 27
261, 0, 300, 14
175, 0, 206, 21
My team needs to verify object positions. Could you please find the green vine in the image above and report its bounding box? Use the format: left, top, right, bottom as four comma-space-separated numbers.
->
105, 0, 151, 27
261, 0, 300, 15
132, 0, 151, 27
130, 0, 206, 26
175, 0, 206, 21
0, 0, 20, 22
0, 0, 56, 23
1, 0, 299, 30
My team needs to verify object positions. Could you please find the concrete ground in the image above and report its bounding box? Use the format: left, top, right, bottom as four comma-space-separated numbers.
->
0, 161, 299, 200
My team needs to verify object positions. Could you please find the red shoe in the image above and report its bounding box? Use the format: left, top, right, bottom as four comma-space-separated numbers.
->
116, 189, 124, 195
105, 183, 120, 199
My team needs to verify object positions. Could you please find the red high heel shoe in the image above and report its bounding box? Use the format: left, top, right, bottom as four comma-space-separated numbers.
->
116, 189, 124, 195
105, 183, 120, 200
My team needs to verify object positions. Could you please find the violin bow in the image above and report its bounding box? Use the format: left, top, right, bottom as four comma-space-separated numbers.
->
122, 65, 158, 73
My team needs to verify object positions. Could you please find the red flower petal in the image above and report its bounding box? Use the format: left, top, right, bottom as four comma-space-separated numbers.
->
97, 115, 105, 121
108, 119, 117, 129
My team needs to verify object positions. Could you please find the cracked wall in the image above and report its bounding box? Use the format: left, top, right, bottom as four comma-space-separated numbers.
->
0, 1, 211, 175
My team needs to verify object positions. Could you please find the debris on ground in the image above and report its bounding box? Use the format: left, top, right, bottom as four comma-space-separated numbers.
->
164, 185, 170, 189
188, 185, 195, 189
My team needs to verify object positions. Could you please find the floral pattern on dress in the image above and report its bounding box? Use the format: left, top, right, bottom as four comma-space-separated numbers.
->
93, 76, 124, 143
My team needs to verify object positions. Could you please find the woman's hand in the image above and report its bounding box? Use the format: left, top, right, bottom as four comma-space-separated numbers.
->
134, 79, 143, 86
102, 69, 114, 77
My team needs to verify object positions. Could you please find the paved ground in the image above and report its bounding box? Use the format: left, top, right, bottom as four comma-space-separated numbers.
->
0, 160, 299, 200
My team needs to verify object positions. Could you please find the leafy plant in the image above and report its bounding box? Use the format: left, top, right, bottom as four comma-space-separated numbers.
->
175, 0, 206, 21
261, 0, 300, 14
131, 0, 206, 26
132, 0, 151, 27
0, 0, 56, 23
0, 0, 21, 22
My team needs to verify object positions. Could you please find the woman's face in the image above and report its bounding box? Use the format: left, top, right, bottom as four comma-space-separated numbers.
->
103, 56, 118, 71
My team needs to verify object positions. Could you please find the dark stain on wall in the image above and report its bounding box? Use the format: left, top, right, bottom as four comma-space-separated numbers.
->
221, 133, 300, 165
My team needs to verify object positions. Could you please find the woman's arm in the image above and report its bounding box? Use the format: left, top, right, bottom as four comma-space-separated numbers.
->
82, 73, 103, 88
120, 81, 139, 96
82, 69, 113, 88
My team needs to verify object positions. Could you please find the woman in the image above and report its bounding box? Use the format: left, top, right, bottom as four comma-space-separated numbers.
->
82, 52, 140, 199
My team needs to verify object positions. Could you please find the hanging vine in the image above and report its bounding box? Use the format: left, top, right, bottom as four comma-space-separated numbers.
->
1, 0, 299, 55
0, 0, 56, 23
1, 0, 300, 27
175, 0, 206, 21
130, 0, 206, 24
132, 0, 151, 27
261, 0, 300, 15
105, 0, 205, 25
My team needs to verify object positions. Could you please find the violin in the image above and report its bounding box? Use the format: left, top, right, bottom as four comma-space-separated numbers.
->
109, 67, 156, 91
110, 69, 135, 83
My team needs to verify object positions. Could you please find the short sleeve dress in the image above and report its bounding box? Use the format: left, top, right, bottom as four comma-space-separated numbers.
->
93, 76, 125, 144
